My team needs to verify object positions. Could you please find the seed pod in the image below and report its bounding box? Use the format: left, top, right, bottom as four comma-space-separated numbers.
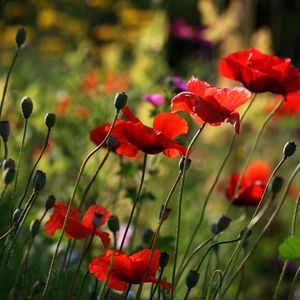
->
3, 158, 15, 170
30, 219, 40, 238
45, 195, 56, 210
159, 252, 169, 269
270, 176, 284, 198
3, 168, 15, 185
283, 141, 296, 157
16, 28, 27, 47
178, 157, 191, 172
185, 270, 200, 289
114, 92, 127, 111
13, 208, 23, 223
45, 112, 56, 129
108, 215, 120, 233
211, 215, 231, 234
33, 170, 46, 192
0, 121, 10, 142
21, 96, 33, 119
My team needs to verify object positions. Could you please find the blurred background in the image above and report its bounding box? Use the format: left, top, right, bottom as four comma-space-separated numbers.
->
0, 0, 300, 299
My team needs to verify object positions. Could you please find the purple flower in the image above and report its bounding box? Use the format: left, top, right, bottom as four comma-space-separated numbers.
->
143, 93, 165, 106
168, 76, 187, 92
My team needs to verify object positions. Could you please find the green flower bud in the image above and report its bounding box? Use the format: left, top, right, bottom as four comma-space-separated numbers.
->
185, 270, 200, 289
21, 96, 33, 119
283, 141, 296, 157
114, 92, 127, 111
16, 28, 27, 47
3, 167, 15, 185
45, 195, 56, 210
13, 208, 23, 223
0, 120, 10, 142
33, 170, 46, 192
3, 158, 15, 170
178, 157, 191, 172
45, 112, 56, 129
270, 176, 284, 198
107, 215, 120, 233
30, 219, 40, 238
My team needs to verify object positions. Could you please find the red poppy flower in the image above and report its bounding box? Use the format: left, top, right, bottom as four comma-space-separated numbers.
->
226, 161, 271, 206
171, 76, 252, 133
44, 202, 110, 248
90, 106, 189, 158
89, 249, 171, 291
219, 48, 300, 97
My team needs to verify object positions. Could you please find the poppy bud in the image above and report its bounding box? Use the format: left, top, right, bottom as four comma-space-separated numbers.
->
283, 141, 296, 157
159, 205, 171, 222
185, 269, 200, 289
31, 280, 45, 295
21, 96, 33, 119
114, 92, 127, 111
0, 120, 10, 142
108, 215, 120, 233
3, 167, 15, 185
45, 112, 56, 129
33, 170, 46, 192
142, 228, 153, 245
45, 195, 56, 210
211, 215, 231, 234
30, 219, 40, 238
13, 208, 22, 223
178, 157, 191, 172
270, 176, 284, 198
16, 28, 26, 47
3, 158, 15, 170
92, 212, 103, 228
106, 135, 119, 151
159, 252, 169, 269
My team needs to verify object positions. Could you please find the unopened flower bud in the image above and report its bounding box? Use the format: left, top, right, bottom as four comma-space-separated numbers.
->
159, 205, 171, 222
16, 28, 27, 47
31, 280, 45, 295
178, 157, 191, 172
13, 208, 23, 223
3, 168, 15, 185
159, 252, 169, 269
45, 195, 56, 210
92, 212, 103, 228
142, 228, 153, 245
0, 121, 10, 142
33, 170, 46, 192
21, 96, 33, 119
270, 176, 284, 198
185, 270, 200, 289
211, 215, 231, 234
30, 219, 40, 238
45, 112, 56, 129
108, 215, 120, 233
283, 141, 296, 157
114, 92, 127, 111
3, 158, 15, 170
106, 135, 119, 151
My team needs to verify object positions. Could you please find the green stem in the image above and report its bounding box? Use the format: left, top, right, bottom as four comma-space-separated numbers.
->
119, 153, 148, 251
18, 128, 51, 209
149, 269, 164, 300
205, 270, 223, 300
0, 47, 20, 118
171, 123, 206, 299
222, 162, 300, 297
288, 266, 300, 300
78, 271, 90, 300
42, 111, 119, 300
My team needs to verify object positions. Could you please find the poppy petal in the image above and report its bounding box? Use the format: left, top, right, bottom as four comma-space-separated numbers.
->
122, 106, 140, 123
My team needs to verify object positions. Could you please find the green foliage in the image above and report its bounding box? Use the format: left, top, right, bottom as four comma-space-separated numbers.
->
279, 232, 300, 260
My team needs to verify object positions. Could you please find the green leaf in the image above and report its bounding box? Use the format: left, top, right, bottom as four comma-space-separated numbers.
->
279, 232, 300, 260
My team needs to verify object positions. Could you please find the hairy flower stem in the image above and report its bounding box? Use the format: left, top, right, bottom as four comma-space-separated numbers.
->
42, 111, 119, 299
226, 97, 284, 215
119, 153, 148, 251
184, 238, 241, 300
171, 123, 206, 299
134, 172, 182, 299
273, 192, 300, 300
98, 232, 117, 300
181, 95, 256, 271
17, 128, 51, 209
68, 234, 95, 299
221, 162, 300, 298
0, 47, 20, 118
11, 118, 28, 215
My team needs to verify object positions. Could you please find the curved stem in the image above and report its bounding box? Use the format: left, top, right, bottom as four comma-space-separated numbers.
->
171, 123, 206, 299
205, 270, 223, 300
119, 153, 148, 251
0, 47, 20, 118
288, 266, 300, 300
42, 111, 119, 299
221, 162, 300, 297
18, 128, 51, 209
